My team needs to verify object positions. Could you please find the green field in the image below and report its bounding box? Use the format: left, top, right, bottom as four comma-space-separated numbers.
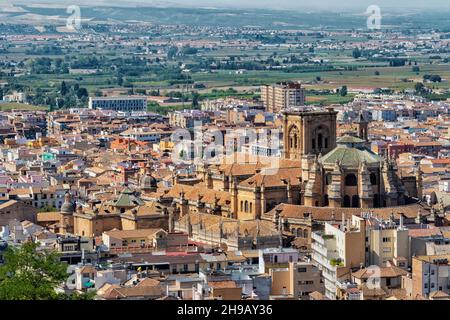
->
0, 103, 49, 111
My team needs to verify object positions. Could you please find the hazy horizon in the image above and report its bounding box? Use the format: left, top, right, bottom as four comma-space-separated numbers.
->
9, 0, 450, 12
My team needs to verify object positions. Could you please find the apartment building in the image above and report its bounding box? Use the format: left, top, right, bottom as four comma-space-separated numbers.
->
168, 109, 211, 128
260, 82, 306, 113
88, 96, 147, 112
269, 261, 323, 300
364, 214, 410, 268
311, 215, 366, 299
412, 254, 450, 298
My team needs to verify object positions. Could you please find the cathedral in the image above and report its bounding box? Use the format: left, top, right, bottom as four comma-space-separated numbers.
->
282, 107, 421, 209
195, 106, 421, 221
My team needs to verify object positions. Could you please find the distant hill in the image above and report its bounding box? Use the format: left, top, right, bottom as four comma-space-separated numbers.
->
2, 3, 450, 30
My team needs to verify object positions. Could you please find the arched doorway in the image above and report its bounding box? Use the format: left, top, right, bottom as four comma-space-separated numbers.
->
352, 195, 360, 208
343, 195, 351, 207
373, 194, 379, 208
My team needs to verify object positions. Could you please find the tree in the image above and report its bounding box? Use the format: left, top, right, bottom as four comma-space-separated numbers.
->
38, 205, 58, 212
60, 81, 68, 96
412, 66, 420, 73
76, 88, 88, 99
414, 82, 426, 95
339, 85, 348, 97
0, 242, 67, 300
167, 46, 178, 60
191, 92, 200, 108
374, 71, 380, 76
352, 48, 362, 59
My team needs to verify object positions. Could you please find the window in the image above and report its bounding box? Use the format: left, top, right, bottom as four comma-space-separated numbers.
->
297, 267, 307, 273
183, 264, 188, 272
382, 237, 391, 243
325, 174, 332, 185
345, 174, 357, 186
343, 195, 351, 207
370, 173, 377, 185
351, 195, 359, 208
323, 194, 330, 207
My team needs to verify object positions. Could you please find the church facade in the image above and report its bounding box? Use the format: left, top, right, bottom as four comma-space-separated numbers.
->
194, 107, 421, 221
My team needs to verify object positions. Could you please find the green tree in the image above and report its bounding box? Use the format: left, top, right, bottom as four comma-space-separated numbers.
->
0, 242, 67, 300
38, 205, 58, 212
339, 85, 348, 97
352, 48, 362, 59
60, 81, 68, 96
191, 92, 200, 108
415, 82, 426, 95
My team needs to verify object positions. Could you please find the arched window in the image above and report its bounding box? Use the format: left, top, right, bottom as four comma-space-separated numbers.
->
325, 173, 332, 185
324, 194, 329, 206
249, 202, 253, 213
345, 174, 358, 186
240, 201, 243, 212
370, 173, 377, 185
288, 126, 299, 150
373, 194, 380, 208
312, 125, 330, 151
244, 201, 248, 213
352, 195, 360, 208
303, 229, 308, 239
343, 195, 351, 207
318, 133, 323, 149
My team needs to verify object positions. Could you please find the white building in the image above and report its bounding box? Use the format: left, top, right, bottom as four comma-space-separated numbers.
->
88, 96, 147, 112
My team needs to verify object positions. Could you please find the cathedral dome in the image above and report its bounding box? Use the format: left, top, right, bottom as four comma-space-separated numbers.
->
141, 174, 157, 190
60, 192, 74, 214
319, 134, 382, 168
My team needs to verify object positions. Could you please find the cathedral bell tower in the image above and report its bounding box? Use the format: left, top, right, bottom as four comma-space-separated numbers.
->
355, 112, 369, 142
283, 107, 337, 160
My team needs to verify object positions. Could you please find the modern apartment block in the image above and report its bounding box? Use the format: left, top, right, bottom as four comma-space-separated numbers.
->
260, 82, 306, 113
311, 216, 366, 299
88, 96, 147, 112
